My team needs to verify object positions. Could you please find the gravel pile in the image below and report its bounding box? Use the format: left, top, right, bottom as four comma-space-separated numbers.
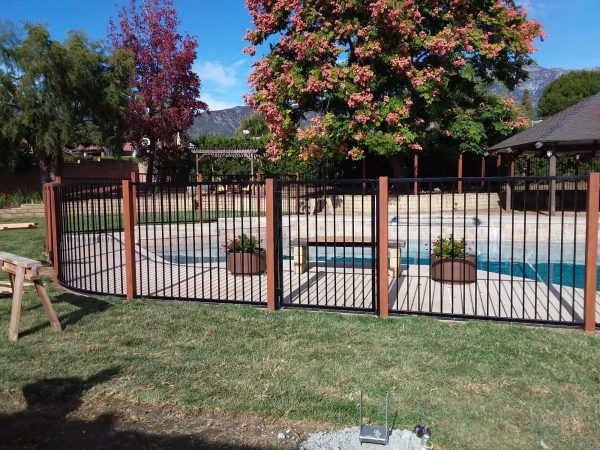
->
299, 426, 422, 450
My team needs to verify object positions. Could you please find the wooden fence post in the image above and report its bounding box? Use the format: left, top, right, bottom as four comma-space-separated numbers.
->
43, 184, 52, 261
584, 172, 599, 332
196, 173, 203, 223
265, 179, 277, 311
378, 176, 389, 317
122, 179, 137, 300
50, 180, 60, 284
130, 171, 138, 225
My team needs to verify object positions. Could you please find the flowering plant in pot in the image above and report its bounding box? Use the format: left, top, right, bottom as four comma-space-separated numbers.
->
429, 235, 476, 283
224, 234, 266, 275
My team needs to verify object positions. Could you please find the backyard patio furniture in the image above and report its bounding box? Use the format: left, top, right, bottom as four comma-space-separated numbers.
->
290, 236, 406, 277
0, 252, 61, 342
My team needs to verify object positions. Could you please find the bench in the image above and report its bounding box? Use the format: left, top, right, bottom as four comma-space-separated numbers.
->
0, 252, 61, 342
290, 236, 406, 277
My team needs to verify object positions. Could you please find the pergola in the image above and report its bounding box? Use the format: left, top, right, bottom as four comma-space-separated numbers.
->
489, 92, 600, 214
190, 147, 261, 180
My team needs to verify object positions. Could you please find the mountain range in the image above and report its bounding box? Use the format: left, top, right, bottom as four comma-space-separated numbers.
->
189, 66, 593, 137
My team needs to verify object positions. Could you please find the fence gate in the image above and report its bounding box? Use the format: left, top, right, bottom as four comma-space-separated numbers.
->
275, 180, 379, 312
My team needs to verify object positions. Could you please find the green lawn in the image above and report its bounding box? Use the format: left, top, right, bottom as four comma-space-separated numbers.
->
1, 217, 600, 448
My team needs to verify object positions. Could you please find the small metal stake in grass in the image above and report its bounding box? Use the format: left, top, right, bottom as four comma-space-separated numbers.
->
358, 390, 389, 445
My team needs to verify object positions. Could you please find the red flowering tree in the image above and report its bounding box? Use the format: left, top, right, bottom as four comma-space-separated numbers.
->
244, 0, 544, 168
110, 0, 206, 178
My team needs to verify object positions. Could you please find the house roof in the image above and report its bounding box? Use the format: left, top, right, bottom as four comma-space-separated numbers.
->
490, 92, 600, 154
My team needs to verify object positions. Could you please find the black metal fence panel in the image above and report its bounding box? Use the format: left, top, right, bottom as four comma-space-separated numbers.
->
55, 182, 125, 295
132, 181, 267, 304
387, 176, 590, 325
276, 180, 378, 312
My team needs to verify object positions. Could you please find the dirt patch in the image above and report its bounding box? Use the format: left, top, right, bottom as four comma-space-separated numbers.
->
0, 391, 328, 449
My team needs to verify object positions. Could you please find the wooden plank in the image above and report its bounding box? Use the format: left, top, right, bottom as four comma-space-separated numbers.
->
291, 236, 406, 248
0, 252, 40, 270
0, 223, 37, 231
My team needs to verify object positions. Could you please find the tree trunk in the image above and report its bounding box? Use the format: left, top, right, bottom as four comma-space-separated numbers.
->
388, 154, 407, 178
146, 148, 155, 185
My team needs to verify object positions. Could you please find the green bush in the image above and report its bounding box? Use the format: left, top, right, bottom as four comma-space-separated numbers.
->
0, 190, 43, 209
224, 234, 261, 253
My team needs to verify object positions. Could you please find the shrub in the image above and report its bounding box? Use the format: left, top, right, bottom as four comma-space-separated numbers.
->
0, 190, 43, 209
430, 235, 474, 259
224, 234, 261, 253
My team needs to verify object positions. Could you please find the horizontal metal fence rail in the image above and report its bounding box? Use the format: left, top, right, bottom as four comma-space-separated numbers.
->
55, 182, 125, 295
132, 181, 267, 304
387, 175, 591, 325
276, 179, 378, 312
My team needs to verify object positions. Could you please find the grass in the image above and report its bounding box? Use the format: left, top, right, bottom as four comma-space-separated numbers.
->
61, 210, 263, 232
1, 219, 600, 448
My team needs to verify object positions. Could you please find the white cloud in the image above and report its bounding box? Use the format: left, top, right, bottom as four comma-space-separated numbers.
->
194, 60, 247, 90
200, 92, 239, 111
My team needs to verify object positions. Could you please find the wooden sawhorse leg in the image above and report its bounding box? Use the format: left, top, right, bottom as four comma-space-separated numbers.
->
8, 266, 25, 342
34, 279, 62, 332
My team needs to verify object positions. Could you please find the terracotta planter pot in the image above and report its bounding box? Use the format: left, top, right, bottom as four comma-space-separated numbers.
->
430, 255, 477, 283
226, 250, 266, 275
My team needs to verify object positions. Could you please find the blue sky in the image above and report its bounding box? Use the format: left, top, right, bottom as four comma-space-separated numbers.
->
2, 0, 599, 110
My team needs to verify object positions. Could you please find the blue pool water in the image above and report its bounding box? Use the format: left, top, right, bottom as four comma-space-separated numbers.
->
157, 240, 600, 290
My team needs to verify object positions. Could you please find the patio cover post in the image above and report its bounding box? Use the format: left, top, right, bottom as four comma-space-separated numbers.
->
584, 172, 599, 332
130, 171, 138, 226
506, 156, 515, 212
122, 179, 137, 300
295, 172, 301, 213
457, 154, 463, 194
549, 152, 557, 215
378, 176, 389, 318
196, 173, 203, 223
255, 172, 261, 217
413, 153, 419, 195
265, 179, 277, 311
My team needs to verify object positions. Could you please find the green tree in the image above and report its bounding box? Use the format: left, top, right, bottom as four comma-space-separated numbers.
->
520, 89, 533, 122
538, 70, 600, 117
0, 23, 132, 179
237, 114, 269, 137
